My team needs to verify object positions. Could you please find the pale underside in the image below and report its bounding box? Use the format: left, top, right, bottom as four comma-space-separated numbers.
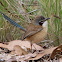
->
21, 21, 48, 43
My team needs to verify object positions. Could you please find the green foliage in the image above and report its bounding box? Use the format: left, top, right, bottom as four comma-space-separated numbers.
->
0, 0, 62, 46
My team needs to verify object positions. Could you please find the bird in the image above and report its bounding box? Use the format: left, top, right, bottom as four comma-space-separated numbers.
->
21, 16, 50, 43
21, 16, 50, 50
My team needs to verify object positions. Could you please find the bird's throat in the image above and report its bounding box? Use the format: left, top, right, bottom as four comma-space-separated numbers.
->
42, 21, 48, 29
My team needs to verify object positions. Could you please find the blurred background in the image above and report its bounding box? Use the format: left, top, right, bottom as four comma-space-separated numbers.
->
0, 0, 62, 46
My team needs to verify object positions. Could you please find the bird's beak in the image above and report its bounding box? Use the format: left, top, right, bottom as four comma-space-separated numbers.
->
39, 18, 50, 24
40, 18, 50, 23
44, 18, 50, 21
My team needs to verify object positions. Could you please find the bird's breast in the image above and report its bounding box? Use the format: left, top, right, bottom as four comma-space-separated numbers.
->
25, 27, 48, 43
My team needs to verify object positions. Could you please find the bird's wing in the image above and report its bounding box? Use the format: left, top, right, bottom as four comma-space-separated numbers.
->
21, 25, 43, 40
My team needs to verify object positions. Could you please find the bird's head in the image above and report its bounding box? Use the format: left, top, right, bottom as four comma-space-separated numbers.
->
34, 16, 50, 27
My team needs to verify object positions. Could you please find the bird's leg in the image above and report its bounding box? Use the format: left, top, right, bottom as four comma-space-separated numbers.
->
32, 43, 41, 54
30, 41, 34, 53
32, 44, 37, 50
31, 42, 33, 53
30, 42, 41, 54
30, 42, 37, 53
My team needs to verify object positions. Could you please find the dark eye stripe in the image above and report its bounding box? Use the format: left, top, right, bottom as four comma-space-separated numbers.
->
39, 22, 43, 25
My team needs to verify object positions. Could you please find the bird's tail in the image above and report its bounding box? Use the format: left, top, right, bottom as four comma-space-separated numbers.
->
0, 11, 26, 32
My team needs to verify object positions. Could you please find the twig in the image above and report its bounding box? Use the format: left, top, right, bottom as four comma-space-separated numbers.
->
52, 14, 61, 19
27, 9, 40, 14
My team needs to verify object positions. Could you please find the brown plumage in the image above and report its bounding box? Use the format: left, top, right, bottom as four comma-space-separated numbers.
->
21, 16, 50, 44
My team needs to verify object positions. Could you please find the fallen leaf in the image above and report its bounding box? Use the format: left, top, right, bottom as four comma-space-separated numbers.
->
50, 45, 62, 60
0, 40, 44, 51
59, 58, 62, 62
29, 47, 56, 60
13, 45, 28, 55
0, 40, 58, 61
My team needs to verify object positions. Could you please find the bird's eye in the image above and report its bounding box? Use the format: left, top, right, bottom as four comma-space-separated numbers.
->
39, 21, 43, 25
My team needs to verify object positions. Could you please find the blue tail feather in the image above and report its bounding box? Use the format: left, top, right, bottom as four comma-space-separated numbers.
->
0, 11, 26, 32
